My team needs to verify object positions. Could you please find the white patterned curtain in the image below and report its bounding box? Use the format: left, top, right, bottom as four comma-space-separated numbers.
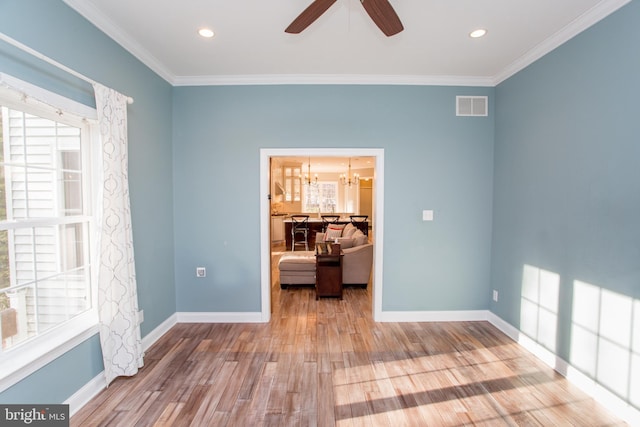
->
93, 83, 143, 385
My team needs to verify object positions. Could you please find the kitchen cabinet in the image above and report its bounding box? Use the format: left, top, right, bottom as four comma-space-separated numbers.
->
271, 215, 285, 242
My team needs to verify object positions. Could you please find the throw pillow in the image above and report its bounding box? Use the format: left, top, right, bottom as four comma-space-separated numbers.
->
352, 229, 367, 246
324, 224, 344, 242
337, 237, 355, 249
327, 223, 345, 232
342, 223, 357, 238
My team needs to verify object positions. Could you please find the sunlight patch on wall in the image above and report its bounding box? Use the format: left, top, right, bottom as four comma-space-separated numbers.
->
571, 281, 639, 407
520, 265, 560, 352
633, 300, 640, 407
570, 281, 600, 378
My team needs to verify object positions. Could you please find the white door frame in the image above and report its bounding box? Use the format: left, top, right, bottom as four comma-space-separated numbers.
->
259, 148, 384, 322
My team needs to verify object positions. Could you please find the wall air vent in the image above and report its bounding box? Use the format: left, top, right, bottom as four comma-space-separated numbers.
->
456, 96, 488, 117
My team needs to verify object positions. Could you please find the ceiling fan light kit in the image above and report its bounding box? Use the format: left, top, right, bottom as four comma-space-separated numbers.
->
286, 0, 403, 37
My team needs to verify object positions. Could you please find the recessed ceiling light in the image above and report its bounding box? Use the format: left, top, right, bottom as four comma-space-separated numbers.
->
198, 28, 215, 38
469, 28, 487, 38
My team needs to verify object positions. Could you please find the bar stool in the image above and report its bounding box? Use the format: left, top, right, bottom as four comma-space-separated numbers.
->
320, 215, 340, 233
290, 215, 310, 251
349, 215, 369, 235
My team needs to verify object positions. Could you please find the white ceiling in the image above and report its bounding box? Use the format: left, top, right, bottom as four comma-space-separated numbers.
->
63, 0, 629, 87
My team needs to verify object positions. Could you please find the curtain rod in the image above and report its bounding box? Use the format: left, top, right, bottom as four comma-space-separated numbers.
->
0, 32, 134, 104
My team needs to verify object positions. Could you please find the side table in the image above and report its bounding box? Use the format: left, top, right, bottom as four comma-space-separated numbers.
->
315, 243, 343, 300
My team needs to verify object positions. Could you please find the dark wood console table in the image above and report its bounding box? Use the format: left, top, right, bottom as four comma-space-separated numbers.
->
315, 243, 343, 300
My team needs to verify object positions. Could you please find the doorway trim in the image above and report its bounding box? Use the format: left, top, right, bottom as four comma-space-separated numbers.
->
259, 148, 384, 322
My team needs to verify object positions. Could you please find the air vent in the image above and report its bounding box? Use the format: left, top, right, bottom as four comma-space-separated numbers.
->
456, 96, 488, 117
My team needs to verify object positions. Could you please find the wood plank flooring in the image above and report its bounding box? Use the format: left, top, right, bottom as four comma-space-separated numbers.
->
72, 250, 626, 426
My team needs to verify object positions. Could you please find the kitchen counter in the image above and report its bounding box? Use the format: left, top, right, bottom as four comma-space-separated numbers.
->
283, 217, 369, 248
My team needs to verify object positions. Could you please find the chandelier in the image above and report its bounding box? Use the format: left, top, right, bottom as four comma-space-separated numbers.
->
302, 157, 318, 186
340, 158, 359, 187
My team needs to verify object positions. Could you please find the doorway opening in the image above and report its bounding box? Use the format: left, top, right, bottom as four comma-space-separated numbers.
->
259, 148, 384, 322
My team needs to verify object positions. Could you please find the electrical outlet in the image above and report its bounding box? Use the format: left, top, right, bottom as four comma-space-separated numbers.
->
492, 290, 498, 302
138, 310, 144, 324
196, 267, 206, 278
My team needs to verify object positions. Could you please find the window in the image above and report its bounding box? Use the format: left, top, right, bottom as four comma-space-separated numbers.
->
303, 182, 337, 213
0, 78, 98, 388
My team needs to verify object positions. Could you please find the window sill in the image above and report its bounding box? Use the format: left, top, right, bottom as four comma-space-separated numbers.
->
0, 310, 99, 393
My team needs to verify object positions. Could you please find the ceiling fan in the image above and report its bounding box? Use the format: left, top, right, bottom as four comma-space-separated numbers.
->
285, 0, 404, 37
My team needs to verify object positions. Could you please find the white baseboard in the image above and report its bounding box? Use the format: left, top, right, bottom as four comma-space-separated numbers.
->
487, 312, 640, 426
377, 309, 490, 323
176, 311, 264, 323
65, 313, 178, 417
65, 372, 105, 417
68, 309, 640, 426
142, 313, 178, 350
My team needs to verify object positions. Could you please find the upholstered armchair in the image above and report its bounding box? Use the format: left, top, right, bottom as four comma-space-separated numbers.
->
316, 232, 373, 288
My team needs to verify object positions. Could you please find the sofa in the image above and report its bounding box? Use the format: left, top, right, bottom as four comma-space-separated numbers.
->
278, 223, 373, 289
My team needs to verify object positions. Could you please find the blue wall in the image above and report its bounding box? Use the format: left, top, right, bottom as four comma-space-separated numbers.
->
492, 1, 639, 407
172, 85, 494, 312
0, 1, 175, 403
0, 0, 495, 400
7, 0, 634, 411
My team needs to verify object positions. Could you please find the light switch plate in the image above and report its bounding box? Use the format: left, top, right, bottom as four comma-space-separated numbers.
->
422, 210, 434, 221
196, 267, 206, 278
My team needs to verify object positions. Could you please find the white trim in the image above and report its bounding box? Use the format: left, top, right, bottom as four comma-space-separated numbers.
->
65, 371, 105, 417
492, 0, 631, 85
485, 311, 521, 341
260, 148, 384, 322
65, 312, 178, 416
61, 0, 174, 85
0, 320, 99, 393
259, 151, 272, 323
371, 153, 384, 322
176, 312, 264, 323
64, 0, 629, 88
141, 313, 178, 350
0, 73, 97, 120
66, 309, 640, 425
173, 74, 495, 87
487, 312, 640, 427
377, 310, 490, 323
64, 311, 267, 415
0, 81, 100, 393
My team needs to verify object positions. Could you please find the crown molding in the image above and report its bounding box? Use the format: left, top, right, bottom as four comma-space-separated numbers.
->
64, 0, 630, 88
492, 0, 631, 85
172, 74, 495, 87
62, 0, 175, 84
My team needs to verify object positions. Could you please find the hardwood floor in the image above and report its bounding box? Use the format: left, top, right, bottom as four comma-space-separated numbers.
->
72, 250, 626, 426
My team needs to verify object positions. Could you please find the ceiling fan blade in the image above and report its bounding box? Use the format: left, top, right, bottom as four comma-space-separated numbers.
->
285, 0, 338, 34
359, 0, 404, 37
